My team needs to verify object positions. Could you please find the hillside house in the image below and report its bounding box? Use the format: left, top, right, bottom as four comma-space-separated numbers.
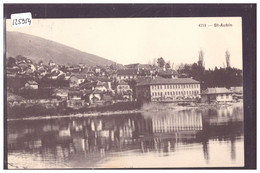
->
125, 63, 152, 70
25, 80, 38, 89
116, 81, 133, 101
201, 87, 233, 103
116, 81, 131, 94
53, 89, 69, 100
87, 77, 112, 90
230, 86, 243, 100
48, 60, 56, 67
67, 90, 85, 108
95, 81, 106, 92
69, 74, 86, 87
79, 81, 96, 91
89, 90, 103, 104
116, 69, 139, 81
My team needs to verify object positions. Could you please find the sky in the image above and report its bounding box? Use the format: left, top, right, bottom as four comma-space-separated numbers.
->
6, 17, 243, 69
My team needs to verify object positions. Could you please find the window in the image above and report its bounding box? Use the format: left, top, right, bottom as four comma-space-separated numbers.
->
226, 95, 229, 99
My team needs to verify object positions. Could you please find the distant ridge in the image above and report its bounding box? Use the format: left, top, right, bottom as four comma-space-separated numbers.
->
6, 31, 119, 66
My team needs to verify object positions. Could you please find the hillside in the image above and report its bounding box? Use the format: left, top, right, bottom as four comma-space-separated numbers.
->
5, 31, 117, 66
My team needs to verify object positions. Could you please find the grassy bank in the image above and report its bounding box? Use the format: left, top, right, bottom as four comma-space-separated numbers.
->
6, 101, 142, 119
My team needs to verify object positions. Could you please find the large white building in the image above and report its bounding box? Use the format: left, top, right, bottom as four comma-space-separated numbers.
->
201, 87, 233, 103
136, 77, 200, 102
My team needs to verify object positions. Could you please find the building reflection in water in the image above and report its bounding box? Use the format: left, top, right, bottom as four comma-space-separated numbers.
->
7, 105, 243, 167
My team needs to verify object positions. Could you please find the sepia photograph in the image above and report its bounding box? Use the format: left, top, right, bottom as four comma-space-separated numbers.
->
3, 4, 256, 169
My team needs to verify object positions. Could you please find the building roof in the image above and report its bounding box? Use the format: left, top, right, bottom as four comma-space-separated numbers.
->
125, 63, 152, 70
96, 81, 105, 86
26, 80, 38, 85
118, 81, 128, 85
201, 87, 232, 95
158, 69, 178, 76
116, 69, 139, 76
230, 86, 243, 93
79, 81, 97, 90
70, 74, 86, 79
136, 77, 200, 86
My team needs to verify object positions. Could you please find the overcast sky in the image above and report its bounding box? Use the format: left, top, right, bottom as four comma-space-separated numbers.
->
6, 17, 242, 69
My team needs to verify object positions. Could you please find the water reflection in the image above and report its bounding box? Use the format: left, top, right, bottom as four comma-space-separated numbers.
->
7, 104, 244, 168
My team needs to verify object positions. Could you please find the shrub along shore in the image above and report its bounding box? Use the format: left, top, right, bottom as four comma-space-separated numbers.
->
7, 101, 142, 120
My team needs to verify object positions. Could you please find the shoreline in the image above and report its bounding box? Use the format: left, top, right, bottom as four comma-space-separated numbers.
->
7, 102, 243, 121
7, 109, 145, 121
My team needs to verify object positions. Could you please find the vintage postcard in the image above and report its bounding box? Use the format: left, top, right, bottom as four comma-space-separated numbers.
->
4, 4, 255, 169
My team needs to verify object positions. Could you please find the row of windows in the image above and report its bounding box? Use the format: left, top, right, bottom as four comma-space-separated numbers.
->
219, 94, 232, 99
151, 90, 199, 96
119, 75, 136, 79
151, 84, 199, 90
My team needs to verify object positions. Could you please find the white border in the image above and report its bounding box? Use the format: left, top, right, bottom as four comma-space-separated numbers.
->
0, 1, 258, 172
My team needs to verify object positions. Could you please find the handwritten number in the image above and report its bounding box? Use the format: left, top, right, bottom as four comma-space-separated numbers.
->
12, 18, 31, 26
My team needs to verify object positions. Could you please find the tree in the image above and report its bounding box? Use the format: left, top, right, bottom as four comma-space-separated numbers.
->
152, 58, 157, 67
38, 60, 43, 65
7, 57, 16, 67
126, 79, 137, 99
147, 59, 152, 66
226, 50, 231, 68
198, 49, 205, 67
165, 61, 171, 69
157, 57, 165, 68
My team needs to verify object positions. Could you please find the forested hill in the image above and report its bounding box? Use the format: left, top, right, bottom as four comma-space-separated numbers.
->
6, 31, 117, 66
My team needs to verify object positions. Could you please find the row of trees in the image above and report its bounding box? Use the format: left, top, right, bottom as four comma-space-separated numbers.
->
177, 63, 242, 90
150, 49, 242, 89
150, 49, 233, 70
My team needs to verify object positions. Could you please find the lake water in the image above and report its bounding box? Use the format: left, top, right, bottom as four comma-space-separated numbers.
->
7, 103, 244, 168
